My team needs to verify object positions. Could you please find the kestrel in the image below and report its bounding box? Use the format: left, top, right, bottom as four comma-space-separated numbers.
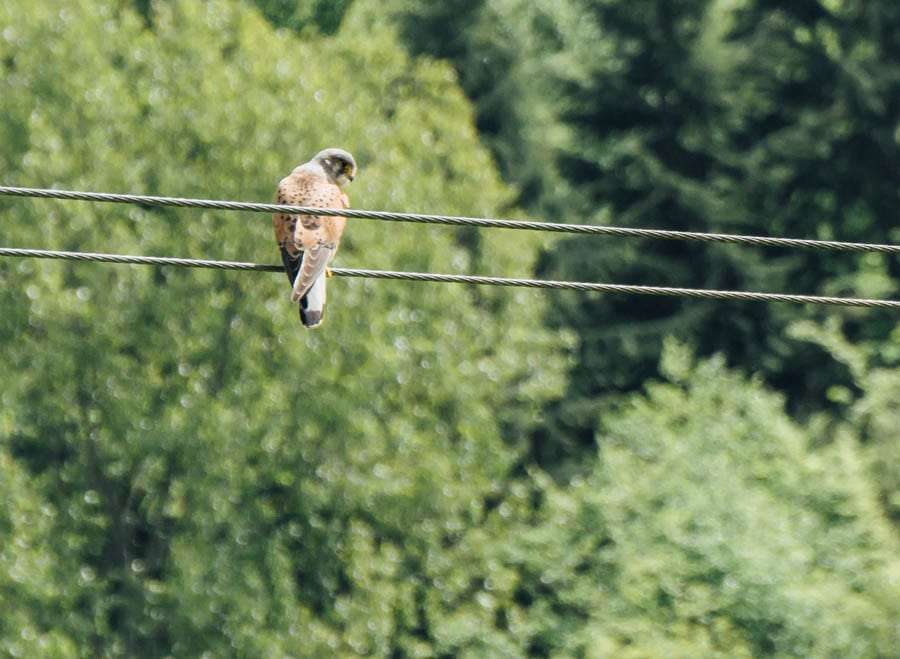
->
273, 148, 357, 328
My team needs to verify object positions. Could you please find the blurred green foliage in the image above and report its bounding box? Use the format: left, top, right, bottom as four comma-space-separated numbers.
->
1, 0, 898, 656
249, 0, 354, 35
397, 0, 900, 467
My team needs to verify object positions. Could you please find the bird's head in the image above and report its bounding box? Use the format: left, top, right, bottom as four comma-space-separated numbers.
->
315, 148, 357, 186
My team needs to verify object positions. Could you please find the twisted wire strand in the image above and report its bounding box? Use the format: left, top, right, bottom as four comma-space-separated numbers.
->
2, 247, 897, 309
0, 247, 281, 272
1, 185, 898, 254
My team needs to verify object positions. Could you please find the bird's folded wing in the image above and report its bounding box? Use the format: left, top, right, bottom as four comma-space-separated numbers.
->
291, 243, 334, 302
279, 245, 301, 286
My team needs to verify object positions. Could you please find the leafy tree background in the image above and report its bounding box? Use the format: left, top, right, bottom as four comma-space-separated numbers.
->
1, 0, 898, 656
397, 0, 900, 466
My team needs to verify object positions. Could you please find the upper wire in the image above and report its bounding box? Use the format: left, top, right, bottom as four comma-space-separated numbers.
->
1, 185, 898, 254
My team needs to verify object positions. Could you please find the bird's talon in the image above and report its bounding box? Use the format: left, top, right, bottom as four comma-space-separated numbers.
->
326, 268, 333, 278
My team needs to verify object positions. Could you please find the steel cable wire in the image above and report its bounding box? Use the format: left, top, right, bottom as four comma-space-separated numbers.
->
2, 185, 898, 254
2, 247, 897, 309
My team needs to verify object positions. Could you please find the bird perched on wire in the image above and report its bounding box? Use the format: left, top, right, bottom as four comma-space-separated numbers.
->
273, 148, 357, 327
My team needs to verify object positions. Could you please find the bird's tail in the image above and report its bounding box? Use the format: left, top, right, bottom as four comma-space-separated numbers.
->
299, 275, 326, 328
